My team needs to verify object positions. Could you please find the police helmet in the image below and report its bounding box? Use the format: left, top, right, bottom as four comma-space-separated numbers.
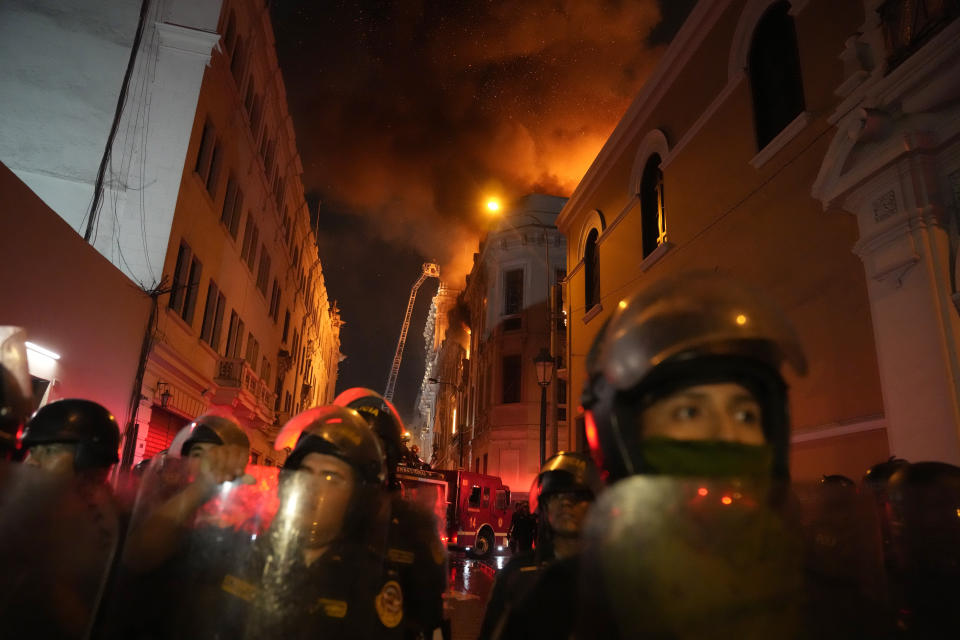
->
276, 405, 386, 486
170, 413, 250, 457
529, 451, 603, 513
333, 388, 404, 472
581, 271, 807, 481
20, 399, 120, 470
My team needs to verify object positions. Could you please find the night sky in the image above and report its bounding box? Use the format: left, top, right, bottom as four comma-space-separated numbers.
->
269, 0, 696, 422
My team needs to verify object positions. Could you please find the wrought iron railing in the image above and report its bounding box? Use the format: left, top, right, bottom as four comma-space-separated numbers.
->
216, 357, 277, 418
878, 0, 960, 71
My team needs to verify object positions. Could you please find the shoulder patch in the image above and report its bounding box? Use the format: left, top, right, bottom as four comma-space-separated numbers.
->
375, 579, 404, 628
388, 548, 416, 564
431, 537, 446, 565
221, 574, 258, 602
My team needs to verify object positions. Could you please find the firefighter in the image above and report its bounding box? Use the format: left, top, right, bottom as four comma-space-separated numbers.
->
334, 387, 448, 640
20, 398, 120, 480
480, 451, 601, 640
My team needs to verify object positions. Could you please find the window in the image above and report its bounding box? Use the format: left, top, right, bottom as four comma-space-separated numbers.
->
282, 310, 291, 343
241, 220, 259, 270
748, 1, 805, 149
169, 241, 201, 326
584, 229, 600, 310
250, 450, 259, 464
194, 120, 217, 190
264, 139, 276, 176
640, 153, 666, 258
269, 279, 281, 322
245, 332, 259, 367
502, 354, 522, 404
274, 176, 286, 211
200, 280, 226, 350
256, 245, 271, 295
225, 311, 244, 358
243, 79, 255, 116
503, 268, 523, 316
495, 489, 509, 511
260, 356, 271, 385
250, 93, 263, 136
222, 12, 237, 58
220, 176, 243, 239
556, 378, 568, 422
483, 454, 488, 475
230, 36, 246, 85
468, 486, 481, 508
482, 486, 490, 508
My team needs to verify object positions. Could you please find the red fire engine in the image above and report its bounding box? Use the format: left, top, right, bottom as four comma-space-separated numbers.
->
441, 470, 512, 557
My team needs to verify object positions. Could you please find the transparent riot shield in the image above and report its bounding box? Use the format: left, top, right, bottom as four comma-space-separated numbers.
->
0, 326, 33, 457
578, 477, 892, 640
101, 458, 399, 640
389, 472, 449, 638
0, 460, 120, 639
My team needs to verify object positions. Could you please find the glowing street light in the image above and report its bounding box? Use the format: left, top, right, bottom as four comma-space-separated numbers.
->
486, 198, 501, 213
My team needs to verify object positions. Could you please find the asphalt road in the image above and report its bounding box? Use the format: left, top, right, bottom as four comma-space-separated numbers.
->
445, 550, 511, 639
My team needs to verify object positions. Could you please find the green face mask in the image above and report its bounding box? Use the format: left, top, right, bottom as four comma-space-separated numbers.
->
638, 437, 774, 478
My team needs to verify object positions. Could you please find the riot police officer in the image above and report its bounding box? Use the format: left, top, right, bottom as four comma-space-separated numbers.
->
480, 452, 601, 640
0, 326, 32, 459
334, 387, 448, 640
20, 398, 120, 480
3, 399, 121, 638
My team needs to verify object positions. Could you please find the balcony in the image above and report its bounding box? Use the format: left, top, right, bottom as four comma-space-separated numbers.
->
213, 357, 276, 424
879, 0, 960, 71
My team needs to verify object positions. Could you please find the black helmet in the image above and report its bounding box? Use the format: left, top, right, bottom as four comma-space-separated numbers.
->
529, 451, 603, 513
170, 414, 250, 457
863, 457, 910, 490
581, 271, 807, 482
20, 399, 120, 470
276, 405, 386, 486
333, 388, 404, 477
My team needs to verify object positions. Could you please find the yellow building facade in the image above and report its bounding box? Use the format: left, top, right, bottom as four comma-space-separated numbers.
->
558, 0, 960, 480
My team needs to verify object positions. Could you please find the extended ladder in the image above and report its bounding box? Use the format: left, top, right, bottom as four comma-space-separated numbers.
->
384, 262, 440, 402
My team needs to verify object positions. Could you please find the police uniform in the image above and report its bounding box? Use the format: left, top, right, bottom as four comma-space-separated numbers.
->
478, 549, 546, 640
386, 491, 447, 639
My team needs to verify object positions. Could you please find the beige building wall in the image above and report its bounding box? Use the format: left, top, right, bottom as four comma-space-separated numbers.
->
136, 0, 341, 464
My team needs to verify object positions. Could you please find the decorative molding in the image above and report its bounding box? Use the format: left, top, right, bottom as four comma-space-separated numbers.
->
872, 190, 898, 222
639, 241, 674, 272
791, 416, 886, 443
728, 0, 782, 81
576, 210, 607, 261
749, 111, 813, 169
156, 22, 220, 60
629, 130, 670, 196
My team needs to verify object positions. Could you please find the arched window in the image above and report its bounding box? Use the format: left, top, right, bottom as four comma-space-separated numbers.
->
748, 1, 805, 149
584, 229, 600, 310
640, 153, 665, 258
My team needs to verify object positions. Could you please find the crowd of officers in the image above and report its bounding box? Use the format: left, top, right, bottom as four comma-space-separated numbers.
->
3, 270, 960, 639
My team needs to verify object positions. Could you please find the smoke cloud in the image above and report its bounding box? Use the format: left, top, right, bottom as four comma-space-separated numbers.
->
272, 0, 668, 287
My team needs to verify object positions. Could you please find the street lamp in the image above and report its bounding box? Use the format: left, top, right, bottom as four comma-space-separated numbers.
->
534, 347, 554, 466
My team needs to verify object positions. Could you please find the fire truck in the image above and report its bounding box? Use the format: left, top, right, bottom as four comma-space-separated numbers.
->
395, 464, 449, 543
441, 470, 512, 558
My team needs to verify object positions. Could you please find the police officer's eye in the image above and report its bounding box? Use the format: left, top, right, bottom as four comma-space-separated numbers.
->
672, 405, 700, 420
733, 408, 759, 423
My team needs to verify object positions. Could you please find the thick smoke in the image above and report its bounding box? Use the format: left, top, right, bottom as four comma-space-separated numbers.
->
272, 0, 666, 287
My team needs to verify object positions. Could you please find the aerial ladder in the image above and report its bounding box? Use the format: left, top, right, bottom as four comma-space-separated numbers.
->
384, 262, 440, 402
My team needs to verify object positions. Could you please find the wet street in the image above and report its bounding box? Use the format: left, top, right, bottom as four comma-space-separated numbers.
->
445, 550, 511, 639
